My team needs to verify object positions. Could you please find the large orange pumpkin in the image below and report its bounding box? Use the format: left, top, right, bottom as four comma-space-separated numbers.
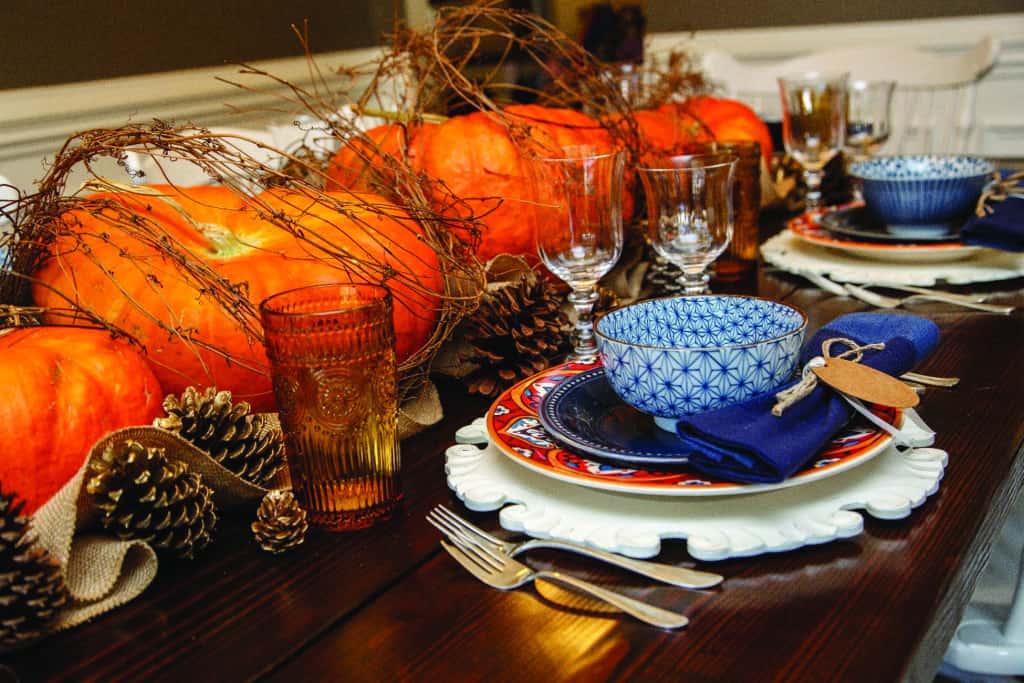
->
658, 96, 774, 161
1, 326, 164, 514
325, 122, 438, 192
423, 105, 630, 262
33, 186, 443, 411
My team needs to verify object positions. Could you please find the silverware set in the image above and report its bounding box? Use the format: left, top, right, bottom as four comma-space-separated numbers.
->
801, 271, 1015, 315
428, 504, 722, 629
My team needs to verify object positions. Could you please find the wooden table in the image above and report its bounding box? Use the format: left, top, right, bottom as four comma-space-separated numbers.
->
7, 239, 1024, 683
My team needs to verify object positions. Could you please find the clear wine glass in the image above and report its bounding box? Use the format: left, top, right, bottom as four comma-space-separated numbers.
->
845, 80, 896, 162
637, 153, 737, 296
778, 72, 849, 210
525, 145, 626, 362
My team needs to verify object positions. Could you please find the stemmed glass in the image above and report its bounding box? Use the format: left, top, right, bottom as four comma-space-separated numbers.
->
778, 72, 849, 210
637, 153, 737, 296
845, 79, 896, 202
525, 145, 625, 362
845, 80, 896, 162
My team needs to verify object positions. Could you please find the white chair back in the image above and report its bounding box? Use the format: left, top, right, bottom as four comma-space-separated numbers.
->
701, 36, 1000, 154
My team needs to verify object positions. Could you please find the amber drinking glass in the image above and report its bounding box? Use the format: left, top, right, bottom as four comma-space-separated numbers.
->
260, 283, 400, 531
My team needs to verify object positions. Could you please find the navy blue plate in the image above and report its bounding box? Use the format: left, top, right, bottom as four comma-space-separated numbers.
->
538, 368, 695, 466
820, 206, 961, 244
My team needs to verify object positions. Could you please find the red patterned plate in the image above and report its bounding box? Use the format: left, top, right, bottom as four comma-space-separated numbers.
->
788, 204, 981, 264
486, 361, 901, 497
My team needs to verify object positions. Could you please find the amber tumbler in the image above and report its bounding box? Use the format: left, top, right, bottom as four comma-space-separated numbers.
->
688, 140, 762, 280
260, 283, 400, 531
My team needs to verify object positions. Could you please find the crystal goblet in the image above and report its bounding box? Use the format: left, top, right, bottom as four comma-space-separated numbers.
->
637, 153, 737, 296
778, 72, 849, 210
845, 80, 896, 162
525, 145, 626, 362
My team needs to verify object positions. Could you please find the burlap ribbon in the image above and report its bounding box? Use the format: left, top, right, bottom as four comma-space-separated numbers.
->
29, 381, 443, 631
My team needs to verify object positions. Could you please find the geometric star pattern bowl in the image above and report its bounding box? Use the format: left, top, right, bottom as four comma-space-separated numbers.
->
849, 154, 994, 238
594, 295, 806, 429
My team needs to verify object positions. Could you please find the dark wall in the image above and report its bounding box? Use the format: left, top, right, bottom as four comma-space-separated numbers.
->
0, 1, 401, 90
647, 0, 1019, 32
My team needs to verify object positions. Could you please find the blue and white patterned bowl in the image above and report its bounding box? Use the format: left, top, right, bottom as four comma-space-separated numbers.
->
849, 155, 994, 238
594, 295, 806, 431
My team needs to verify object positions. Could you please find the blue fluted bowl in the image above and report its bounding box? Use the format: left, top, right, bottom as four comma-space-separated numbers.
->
849, 155, 994, 238
594, 295, 806, 431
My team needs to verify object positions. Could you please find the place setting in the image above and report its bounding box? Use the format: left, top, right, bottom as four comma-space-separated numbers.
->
433, 136, 952, 631
762, 71, 1024, 291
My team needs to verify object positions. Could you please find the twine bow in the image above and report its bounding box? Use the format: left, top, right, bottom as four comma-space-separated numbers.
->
975, 171, 1024, 217
772, 338, 886, 416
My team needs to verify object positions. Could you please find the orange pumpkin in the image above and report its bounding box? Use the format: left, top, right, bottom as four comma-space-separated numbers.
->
658, 96, 774, 161
423, 105, 627, 262
1, 326, 164, 514
33, 185, 443, 412
607, 108, 713, 158
325, 122, 438, 192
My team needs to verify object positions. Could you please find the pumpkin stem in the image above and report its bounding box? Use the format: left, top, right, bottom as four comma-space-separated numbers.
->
78, 178, 252, 258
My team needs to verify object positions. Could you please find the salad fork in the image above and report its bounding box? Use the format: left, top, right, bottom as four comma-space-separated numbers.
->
440, 539, 690, 629
843, 283, 1014, 315
428, 505, 722, 589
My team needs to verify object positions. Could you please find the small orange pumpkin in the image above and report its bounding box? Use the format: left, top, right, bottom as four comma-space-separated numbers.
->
325, 122, 438, 192
1, 327, 164, 514
658, 96, 774, 161
423, 105, 630, 262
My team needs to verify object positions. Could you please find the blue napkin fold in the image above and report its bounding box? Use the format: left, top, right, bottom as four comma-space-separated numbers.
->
673, 312, 939, 484
961, 170, 1024, 252
961, 196, 1024, 252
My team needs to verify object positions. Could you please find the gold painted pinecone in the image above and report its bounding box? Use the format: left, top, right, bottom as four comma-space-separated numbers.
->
251, 490, 308, 554
0, 485, 69, 652
461, 274, 571, 397
86, 440, 217, 560
154, 386, 284, 488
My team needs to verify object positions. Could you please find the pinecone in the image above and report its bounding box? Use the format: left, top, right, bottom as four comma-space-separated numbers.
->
154, 386, 284, 488
0, 486, 69, 652
251, 490, 308, 554
461, 274, 571, 397
86, 440, 217, 560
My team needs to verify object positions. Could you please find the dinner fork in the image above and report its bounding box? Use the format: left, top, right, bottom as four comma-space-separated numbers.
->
857, 282, 991, 304
428, 505, 722, 589
440, 539, 690, 629
843, 283, 1014, 315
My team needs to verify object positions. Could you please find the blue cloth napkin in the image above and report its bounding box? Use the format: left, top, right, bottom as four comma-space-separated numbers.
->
960, 170, 1024, 252
961, 196, 1024, 252
673, 312, 940, 484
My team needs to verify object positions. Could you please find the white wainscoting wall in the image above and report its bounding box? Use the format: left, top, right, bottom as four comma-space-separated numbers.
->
0, 13, 1022, 192
0, 48, 382, 192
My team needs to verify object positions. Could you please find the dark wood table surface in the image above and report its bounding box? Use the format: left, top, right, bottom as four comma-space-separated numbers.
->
6, 221, 1024, 683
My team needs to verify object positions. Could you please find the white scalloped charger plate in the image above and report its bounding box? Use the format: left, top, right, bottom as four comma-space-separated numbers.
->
447, 416, 946, 561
